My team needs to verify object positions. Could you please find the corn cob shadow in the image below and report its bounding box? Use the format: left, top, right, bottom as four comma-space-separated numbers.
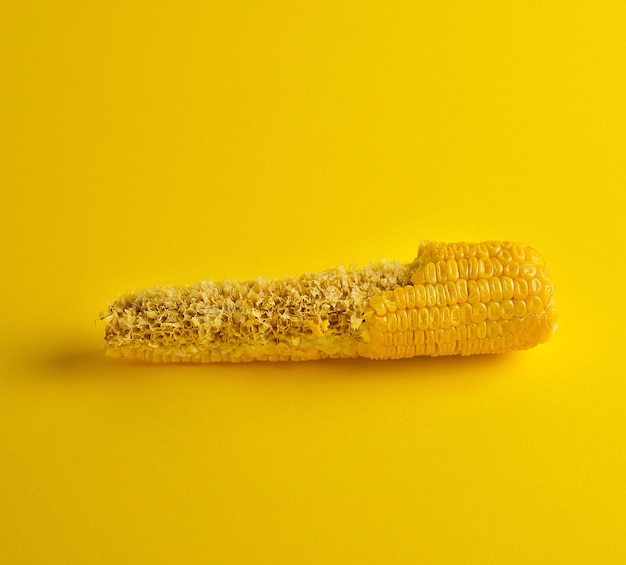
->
33, 321, 527, 384
37, 343, 520, 387
104, 241, 557, 364
31, 342, 117, 374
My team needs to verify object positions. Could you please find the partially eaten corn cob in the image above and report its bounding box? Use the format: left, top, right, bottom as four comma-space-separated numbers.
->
104, 241, 557, 362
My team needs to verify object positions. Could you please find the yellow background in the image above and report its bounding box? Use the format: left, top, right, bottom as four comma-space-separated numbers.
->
2, 1, 625, 563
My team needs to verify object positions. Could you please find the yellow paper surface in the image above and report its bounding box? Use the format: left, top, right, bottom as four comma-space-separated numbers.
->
1, 2, 625, 563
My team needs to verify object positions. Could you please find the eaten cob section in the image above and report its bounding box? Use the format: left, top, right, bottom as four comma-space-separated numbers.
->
104, 241, 558, 362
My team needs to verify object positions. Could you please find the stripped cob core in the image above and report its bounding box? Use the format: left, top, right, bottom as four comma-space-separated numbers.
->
104, 241, 557, 362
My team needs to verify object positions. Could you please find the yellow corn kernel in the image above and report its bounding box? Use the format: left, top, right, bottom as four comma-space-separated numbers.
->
472, 303, 488, 323
372, 315, 388, 330
415, 284, 427, 308
460, 302, 473, 324
527, 295, 544, 315
444, 281, 458, 304
436, 284, 447, 308
447, 259, 460, 281
382, 290, 397, 313
425, 262, 437, 284
513, 299, 527, 318
501, 276, 515, 300
436, 329, 446, 346
478, 258, 494, 278
451, 244, 464, 258
458, 258, 469, 279
429, 307, 441, 330
104, 240, 557, 362
505, 262, 521, 277
514, 278, 529, 300
529, 278, 542, 296
457, 324, 467, 341
498, 319, 509, 335
467, 323, 478, 340
491, 257, 504, 277
436, 261, 448, 283
478, 279, 491, 303
387, 312, 398, 333
370, 294, 387, 316
418, 308, 429, 330
441, 306, 451, 329
393, 286, 407, 309
498, 248, 512, 263
523, 263, 537, 278
489, 278, 503, 301
444, 328, 454, 344
512, 244, 526, 261
536, 266, 552, 283
500, 300, 515, 320
540, 283, 555, 305
468, 280, 480, 304
457, 279, 469, 302
487, 301, 501, 321
469, 257, 479, 279
424, 284, 436, 307
450, 304, 461, 326
404, 285, 416, 308
397, 310, 409, 332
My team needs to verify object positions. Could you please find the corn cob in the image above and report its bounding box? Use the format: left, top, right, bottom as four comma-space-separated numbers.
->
104, 241, 557, 362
